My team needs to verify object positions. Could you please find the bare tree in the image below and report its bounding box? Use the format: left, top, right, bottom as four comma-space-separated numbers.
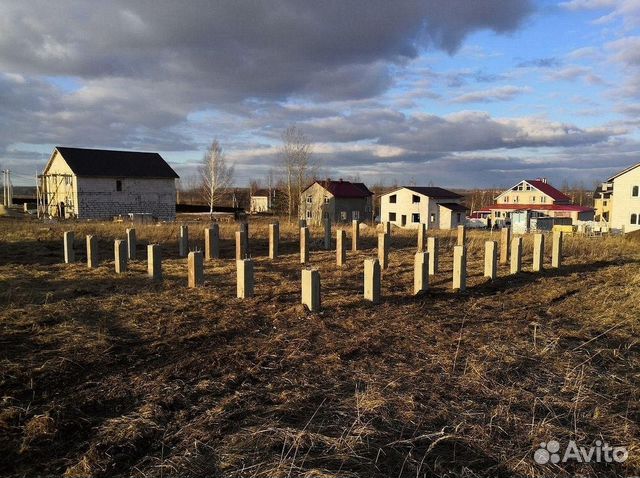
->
201, 140, 234, 217
280, 126, 313, 222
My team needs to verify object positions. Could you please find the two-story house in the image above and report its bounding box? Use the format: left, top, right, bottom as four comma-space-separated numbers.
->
380, 186, 467, 230
593, 182, 613, 223
477, 178, 593, 227
300, 179, 373, 224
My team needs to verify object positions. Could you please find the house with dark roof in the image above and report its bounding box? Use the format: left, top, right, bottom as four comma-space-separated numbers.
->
41, 146, 179, 220
300, 179, 373, 224
380, 186, 468, 229
476, 178, 594, 228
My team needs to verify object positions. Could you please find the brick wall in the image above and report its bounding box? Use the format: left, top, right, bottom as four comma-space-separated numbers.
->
76, 177, 177, 221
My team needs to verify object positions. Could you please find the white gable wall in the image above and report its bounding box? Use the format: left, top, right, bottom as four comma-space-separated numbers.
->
381, 188, 428, 229
610, 166, 640, 233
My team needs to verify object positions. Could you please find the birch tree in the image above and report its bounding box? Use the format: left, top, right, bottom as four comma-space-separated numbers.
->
201, 140, 234, 217
280, 126, 313, 222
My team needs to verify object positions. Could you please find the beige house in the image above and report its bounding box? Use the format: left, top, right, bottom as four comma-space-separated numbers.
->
593, 182, 613, 223
605, 162, 640, 233
380, 186, 467, 230
300, 179, 373, 224
40, 146, 179, 221
477, 178, 593, 227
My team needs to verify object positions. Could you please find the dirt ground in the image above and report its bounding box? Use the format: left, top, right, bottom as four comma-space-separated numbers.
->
1, 216, 639, 477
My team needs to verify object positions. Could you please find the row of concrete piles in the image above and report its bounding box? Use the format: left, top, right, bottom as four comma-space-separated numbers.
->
62, 223, 564, 312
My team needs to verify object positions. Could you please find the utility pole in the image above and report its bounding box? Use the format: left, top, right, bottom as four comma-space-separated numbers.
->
7, 169, 12, 207
2, 170, 7, 207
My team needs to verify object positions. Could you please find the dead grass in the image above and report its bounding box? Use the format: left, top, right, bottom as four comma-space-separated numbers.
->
0, 216, 639, 477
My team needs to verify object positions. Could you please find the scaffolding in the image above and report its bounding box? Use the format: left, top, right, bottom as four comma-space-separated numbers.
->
37, 173, 75, 219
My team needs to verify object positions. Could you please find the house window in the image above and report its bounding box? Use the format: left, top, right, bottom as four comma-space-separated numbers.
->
633, 186, 639, 197
306, 195, 312, 204
352, 210, 359, 220
541, 196, 546, 203
632, 214, 638, 225
504, 196, 509, 203
603, 200, 608, 206
389, 212, 396, 221
457, 213, 462, 222
116, 180, 122, 191
531, 196, 536, 202
513, 196, 519, 203
324, 197, 330, 204
430, 213, 436, 222
412, 213, 420, 223
389, 194, 397, 203
412, 195, 420, 204
306, 210, 312, 219
526, 184, 531, 191
340, 211, 347, 220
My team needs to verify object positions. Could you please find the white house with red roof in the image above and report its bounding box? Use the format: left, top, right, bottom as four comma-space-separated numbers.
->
300, 179, 373, 224
477, 178, 594, 228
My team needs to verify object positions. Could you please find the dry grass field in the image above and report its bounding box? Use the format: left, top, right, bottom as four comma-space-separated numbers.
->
1, 216, 639, 477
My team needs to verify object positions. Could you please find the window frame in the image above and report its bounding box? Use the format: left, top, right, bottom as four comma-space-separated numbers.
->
389, 194, 397, 204
411, 213, 420, 223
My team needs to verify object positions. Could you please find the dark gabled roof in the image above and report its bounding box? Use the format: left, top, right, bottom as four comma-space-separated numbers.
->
391, 186, 463, 199
307, 180, 373, 198
438, 202, 469, 212
53, 146, 179, 178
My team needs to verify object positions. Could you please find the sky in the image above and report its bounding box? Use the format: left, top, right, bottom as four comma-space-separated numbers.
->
1, 0, 640, 189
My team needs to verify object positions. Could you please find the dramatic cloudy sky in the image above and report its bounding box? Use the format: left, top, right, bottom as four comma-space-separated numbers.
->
1, 0, 640, 188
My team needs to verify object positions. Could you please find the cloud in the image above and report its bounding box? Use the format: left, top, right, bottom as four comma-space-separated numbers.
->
605, 36, 640, 98
450, 85, 531, 103
516, 57, 562, 68
560, 0, 640, 27
0, 0, 534, 103
616, 103, 640, 116
606, 36, 640, 67
547, 66, 591, 81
